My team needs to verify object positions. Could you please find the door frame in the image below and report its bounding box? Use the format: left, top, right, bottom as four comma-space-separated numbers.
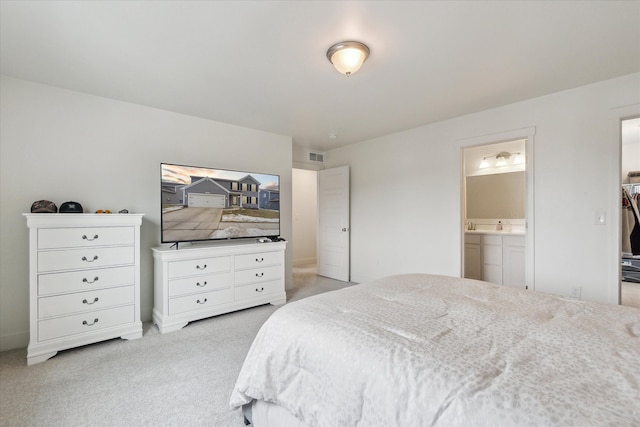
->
459, 127, 536, 289
609, 104, 640, 305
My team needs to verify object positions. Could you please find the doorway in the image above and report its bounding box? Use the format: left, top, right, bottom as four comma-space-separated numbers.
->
292, 164, 351, 283
462, 139, 527, 288
620, 117, 640, 308
460, 127, 535, 289
292, 168, 318, 268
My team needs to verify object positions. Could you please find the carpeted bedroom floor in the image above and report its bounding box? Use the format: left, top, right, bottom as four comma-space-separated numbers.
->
0, 264, 353, 427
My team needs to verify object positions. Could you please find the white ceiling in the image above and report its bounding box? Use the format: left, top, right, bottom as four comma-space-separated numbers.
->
1, 1, 639, 151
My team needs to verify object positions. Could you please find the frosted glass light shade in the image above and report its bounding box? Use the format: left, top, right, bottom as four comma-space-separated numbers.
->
327, 41, 370, 76
513, 153, 524, 165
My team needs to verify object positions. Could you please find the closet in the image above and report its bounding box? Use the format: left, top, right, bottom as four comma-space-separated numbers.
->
622, 176, 640, 287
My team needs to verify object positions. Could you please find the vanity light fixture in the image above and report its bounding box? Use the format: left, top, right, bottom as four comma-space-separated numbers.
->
513, 153, 524, 165
326, 41, 370, 76
495, 151, 511, 167
481, 151, 521, 168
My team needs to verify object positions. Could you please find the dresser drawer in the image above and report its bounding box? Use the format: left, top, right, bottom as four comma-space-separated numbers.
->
38, 246, 134, 272
168, 272, 233, 297
38, 227, 134, 249
168, 287, 234, 315
38, 305, 134, 342
38, 286, 134, 318
235, 279, 283, 301
235, 251, 283, 270
235, 265, 283, 286
38, 266, 135, 296
168, 256, 231, 279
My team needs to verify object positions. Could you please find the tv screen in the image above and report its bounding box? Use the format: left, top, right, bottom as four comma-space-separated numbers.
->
161, 163, 280, 243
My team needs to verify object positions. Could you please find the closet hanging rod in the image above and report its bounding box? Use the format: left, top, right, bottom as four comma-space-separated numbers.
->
622, 183, 640, 194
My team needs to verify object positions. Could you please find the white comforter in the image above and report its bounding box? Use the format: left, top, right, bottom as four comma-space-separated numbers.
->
230, 274, 640, 426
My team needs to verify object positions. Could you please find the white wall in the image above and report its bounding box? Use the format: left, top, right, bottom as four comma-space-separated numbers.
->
292, 169, 317, 266
292, 144, 325, 171
324, 74, 640, 305
0, 76, 293, 351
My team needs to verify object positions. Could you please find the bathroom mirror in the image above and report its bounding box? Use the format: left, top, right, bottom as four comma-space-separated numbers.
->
466, 171, 525, 219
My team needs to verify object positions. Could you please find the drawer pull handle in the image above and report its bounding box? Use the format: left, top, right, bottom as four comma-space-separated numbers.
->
82, 276, 99, 284
82, 318, 99, 326
256, 287, 264, 293
82, 255, 99, 262
196, 264, 207, 270
196, 281, 207, 287
255, 272, 264, 278
196, 298, 208, 304
82, 297, 99, 305
82, 234, 99, 241
256, 257, 264, 263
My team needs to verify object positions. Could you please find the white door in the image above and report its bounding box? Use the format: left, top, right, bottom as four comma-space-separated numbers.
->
317, 166, 350, 282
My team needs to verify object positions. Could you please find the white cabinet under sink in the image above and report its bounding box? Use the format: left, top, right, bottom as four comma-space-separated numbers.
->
464, 233, 525, 289
463, 234, 482, 280
502, 235, 526, 288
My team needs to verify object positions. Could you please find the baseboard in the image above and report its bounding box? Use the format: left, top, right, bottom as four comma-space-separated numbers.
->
348, 274, 369, 285
293, 258, 316, 267
0, 330, 28, 352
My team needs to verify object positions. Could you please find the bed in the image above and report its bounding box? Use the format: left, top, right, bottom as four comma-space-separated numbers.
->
229, 274, 640, 426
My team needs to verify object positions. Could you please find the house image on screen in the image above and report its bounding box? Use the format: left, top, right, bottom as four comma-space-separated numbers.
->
259, 188, 279, 210
161, 175, 263, 209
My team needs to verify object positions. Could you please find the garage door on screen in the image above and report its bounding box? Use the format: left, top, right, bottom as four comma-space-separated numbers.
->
188, 193, 225, 208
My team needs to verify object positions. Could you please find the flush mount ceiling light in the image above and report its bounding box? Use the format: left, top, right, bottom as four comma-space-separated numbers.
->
326, 41, 370, 76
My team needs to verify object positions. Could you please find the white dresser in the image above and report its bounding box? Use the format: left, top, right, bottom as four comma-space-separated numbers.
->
24, 213, 144, 365
152, 241, 287, 333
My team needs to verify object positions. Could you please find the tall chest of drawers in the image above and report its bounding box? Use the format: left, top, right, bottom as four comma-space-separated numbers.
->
152, 241, 286, 333
24, 213, 144, 365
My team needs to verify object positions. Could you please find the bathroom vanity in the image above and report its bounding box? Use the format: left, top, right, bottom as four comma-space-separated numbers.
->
464, 230, 525, 289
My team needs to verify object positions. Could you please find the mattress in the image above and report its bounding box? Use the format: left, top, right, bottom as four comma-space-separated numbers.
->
230, 274, 640, 426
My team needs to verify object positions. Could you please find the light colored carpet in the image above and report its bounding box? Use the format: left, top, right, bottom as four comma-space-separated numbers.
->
621, 281, 640, 308
0, 265, 353, 427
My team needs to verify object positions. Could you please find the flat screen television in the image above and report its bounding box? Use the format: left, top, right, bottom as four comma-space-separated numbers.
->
161, 163, 280, 244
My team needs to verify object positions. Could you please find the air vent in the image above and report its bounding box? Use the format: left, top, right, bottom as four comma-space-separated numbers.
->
309, 153, 324, 162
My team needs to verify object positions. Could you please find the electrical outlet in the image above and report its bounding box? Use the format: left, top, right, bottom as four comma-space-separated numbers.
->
570, 286, 581, 299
